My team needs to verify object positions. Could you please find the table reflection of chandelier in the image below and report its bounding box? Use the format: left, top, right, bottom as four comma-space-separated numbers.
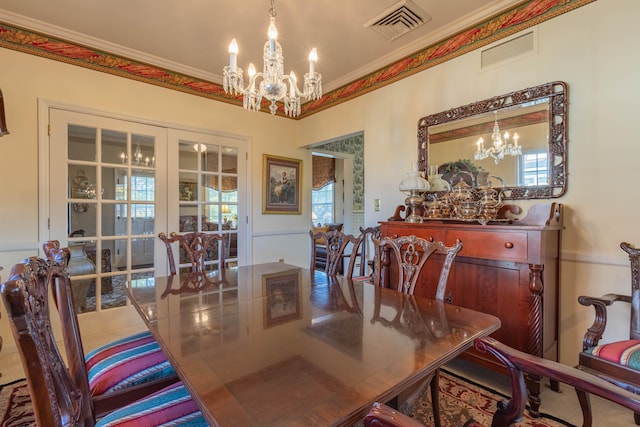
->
474, 111, 523, 164
222, 0, 322, 117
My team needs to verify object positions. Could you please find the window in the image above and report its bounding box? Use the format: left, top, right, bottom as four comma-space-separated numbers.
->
520, 150, 548, 186
312, 182, 334, 225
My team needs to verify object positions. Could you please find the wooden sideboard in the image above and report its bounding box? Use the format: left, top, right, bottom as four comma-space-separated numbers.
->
380, 203, 562, 416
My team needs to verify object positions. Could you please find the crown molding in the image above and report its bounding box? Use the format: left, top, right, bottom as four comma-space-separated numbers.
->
0, 0, 595, 119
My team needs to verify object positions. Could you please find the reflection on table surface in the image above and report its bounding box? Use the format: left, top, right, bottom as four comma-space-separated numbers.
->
127, 262, 500, 426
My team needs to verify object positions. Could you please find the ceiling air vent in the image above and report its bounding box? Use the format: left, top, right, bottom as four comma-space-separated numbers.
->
481, 31, 535, 68
364, 0, 432, 42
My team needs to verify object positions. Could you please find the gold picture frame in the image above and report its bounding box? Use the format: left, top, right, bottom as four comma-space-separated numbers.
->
263, 154, 302, 214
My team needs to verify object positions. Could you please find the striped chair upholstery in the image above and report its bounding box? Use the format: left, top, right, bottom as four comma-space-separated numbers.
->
86, 330, 177, 395
584, 340, 640, 370
95, 382, 207, 427
1, 256, 206, 427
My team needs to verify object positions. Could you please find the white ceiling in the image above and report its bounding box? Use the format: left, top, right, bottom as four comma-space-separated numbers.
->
0, 0, 522, 92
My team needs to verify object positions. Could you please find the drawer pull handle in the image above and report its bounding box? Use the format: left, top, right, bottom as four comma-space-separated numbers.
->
505, 242, 514, 249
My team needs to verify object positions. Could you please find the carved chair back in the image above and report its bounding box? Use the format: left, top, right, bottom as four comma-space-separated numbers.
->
42, 240, 179, 418
624, 242, 640, 340
348, 225, 381, 278
309, 228, 360, 276
1, 257, 95, 426
159, 231, 227, 275
372, 235, 462, 297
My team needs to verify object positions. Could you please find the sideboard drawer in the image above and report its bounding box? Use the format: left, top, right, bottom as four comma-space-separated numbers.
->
383, 225, 446, 243
446, 230, 528, 262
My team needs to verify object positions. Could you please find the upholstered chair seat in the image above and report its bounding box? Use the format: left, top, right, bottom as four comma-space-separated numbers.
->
584, 339, 640, 370
85, 330, 177, 396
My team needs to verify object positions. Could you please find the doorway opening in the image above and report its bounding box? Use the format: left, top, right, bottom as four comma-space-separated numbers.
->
309, 132, 364, 236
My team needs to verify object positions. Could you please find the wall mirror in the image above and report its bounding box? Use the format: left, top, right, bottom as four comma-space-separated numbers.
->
417, 81, 568, 200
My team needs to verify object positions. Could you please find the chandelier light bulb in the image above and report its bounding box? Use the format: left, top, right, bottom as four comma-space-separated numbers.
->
248, 63, 256, 78
268, 18, 278, 40
228, 39, 238, 69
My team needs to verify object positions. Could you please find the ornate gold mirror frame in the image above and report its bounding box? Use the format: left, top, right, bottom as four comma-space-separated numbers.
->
417, 81, 568, 200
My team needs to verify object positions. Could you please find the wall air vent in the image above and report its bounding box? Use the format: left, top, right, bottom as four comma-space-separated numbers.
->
481, 31, 535, 69
364, 0, 432, 42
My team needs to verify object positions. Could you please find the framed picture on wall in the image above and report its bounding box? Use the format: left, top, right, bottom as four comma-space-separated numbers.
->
263, 154, 302, 214
263, 270, 301, 328
179, 182, 196, 201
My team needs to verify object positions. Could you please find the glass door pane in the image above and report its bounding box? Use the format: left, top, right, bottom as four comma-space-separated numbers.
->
169, 130, 246, 271
49, 109, 167, 314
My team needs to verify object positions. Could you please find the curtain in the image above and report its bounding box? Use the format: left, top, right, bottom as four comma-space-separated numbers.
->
312, 156, 335, 189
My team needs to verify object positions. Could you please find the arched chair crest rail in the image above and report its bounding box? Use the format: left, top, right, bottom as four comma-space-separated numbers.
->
159, 231, 227, 275
42, 240, 179, 417
372, 234, 463, 298
0, 256, 206, 426
364, 336, 640, 427
577, 241, 640, 425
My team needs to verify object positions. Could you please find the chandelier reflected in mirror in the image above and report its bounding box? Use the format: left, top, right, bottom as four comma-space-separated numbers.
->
474, 111, 523, 164
223, 0, 322, 117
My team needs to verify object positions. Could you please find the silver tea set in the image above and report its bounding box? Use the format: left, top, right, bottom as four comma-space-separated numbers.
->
423, 178, 504, 222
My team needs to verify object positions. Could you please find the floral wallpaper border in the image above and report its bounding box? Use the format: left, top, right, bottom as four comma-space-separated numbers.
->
0, 0, 594, 119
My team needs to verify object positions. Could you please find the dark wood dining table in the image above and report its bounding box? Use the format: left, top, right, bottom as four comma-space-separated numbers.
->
126, 263, 501, 426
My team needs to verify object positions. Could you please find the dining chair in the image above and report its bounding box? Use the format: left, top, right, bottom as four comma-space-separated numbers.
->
1, 256, 207, 426
371, 234, 462, 426
346, 225, 381, 278
577, 241, 640, 425
43, 240, 179, 417
363, 336, 640, 427
159, 231, 227, 275
310, 228, 360, 276
372, 234, 462, 297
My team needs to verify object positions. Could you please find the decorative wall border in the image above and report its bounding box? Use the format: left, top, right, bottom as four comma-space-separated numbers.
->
0, 0, 595, 119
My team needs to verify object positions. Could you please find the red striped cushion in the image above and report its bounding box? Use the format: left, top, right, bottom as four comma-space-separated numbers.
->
586, 339, 640, 370
86, 330, 176, 395
95, 382, 207, 427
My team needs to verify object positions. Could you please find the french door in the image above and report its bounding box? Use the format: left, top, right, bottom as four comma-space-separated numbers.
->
47, 108, 248, 319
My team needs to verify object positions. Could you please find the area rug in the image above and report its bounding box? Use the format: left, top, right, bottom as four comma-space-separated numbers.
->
0, 371, 574, 427
0, 379, 34, 427
411, 370, 575, 427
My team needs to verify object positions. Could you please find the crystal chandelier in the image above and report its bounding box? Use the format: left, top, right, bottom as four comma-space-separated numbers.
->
474, 111, 523, 164
120, 144, 155, 167
222, 0, 322, 117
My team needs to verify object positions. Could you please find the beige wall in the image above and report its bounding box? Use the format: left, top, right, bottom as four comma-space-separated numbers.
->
0, 47, 311, 351
297, 0, 640, 365
1, 0, 639, 365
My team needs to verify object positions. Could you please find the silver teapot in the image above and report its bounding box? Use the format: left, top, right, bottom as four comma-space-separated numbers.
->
477, 186, 503, 220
